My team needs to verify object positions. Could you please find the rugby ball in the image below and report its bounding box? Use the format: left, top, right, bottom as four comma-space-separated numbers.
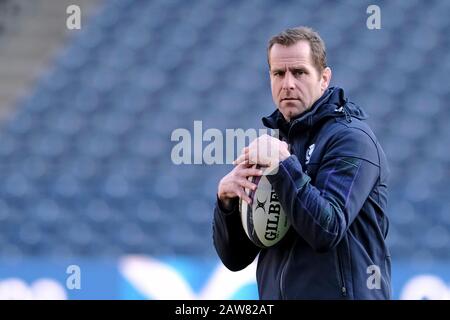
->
240, 170, 291, 248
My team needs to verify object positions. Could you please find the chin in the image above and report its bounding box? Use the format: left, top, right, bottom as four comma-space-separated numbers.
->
279, 104, 303, 120
278, 110, 296, 122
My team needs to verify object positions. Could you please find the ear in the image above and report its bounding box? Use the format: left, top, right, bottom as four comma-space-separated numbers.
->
320, 67, 332, 92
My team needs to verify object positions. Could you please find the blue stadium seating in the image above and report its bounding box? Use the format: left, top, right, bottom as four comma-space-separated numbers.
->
0, 0, 449, 264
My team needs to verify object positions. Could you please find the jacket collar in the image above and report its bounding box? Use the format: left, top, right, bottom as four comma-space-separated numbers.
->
262, 86, 368, 140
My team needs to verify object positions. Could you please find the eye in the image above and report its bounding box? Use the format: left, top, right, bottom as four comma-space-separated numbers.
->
293, 70, 305, 76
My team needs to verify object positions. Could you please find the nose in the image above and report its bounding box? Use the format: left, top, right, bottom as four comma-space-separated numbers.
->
282, 71, 295, 91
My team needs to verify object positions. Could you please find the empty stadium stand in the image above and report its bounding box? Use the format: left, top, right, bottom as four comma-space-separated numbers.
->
0, 0, 449, 267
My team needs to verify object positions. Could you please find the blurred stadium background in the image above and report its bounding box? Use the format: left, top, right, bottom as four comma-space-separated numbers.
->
0, 0, 449, 299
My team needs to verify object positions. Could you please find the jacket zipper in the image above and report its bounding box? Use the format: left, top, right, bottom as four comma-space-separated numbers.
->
336, 249, 347, 297
279, 242, 296, 299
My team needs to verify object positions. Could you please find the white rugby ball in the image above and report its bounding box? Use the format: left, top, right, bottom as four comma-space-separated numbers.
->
240, 172, 291, 248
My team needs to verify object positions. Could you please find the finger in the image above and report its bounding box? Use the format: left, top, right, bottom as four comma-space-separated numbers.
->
234, 145, 254, 164
238, 189, 252, 205
235, 147, 249, 162
233, 153, 248, 165
236, 178, 257, 191
241, 146, 249, 155
234, 160, 253, 169
239, 167, 264, 177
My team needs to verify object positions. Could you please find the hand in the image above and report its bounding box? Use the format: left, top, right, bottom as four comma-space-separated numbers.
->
234, 134, 290, 169
217, 163, 264, 210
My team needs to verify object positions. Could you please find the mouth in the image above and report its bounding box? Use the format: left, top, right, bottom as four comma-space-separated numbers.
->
281, 98, 300, 102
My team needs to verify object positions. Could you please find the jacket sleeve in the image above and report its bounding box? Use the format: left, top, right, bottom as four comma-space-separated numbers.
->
212, 197, 261, 271
267, 127, 380, 252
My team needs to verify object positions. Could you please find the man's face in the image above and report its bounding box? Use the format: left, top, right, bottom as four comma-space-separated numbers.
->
269, 41, 331, 122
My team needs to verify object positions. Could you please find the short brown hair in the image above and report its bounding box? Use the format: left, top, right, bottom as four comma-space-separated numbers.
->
267, 26, 327, 73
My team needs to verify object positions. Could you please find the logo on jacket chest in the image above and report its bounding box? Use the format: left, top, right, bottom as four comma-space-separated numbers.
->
305, 144, 315, 165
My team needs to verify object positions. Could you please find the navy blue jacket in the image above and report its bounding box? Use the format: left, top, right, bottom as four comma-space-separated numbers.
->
213, 87, 391, 299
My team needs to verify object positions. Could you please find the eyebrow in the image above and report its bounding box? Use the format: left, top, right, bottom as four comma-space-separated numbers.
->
271, 66, 308, 73
271, 68, 285, 73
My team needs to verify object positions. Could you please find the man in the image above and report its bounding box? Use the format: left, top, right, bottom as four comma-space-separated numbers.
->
212, 26, 391, 299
